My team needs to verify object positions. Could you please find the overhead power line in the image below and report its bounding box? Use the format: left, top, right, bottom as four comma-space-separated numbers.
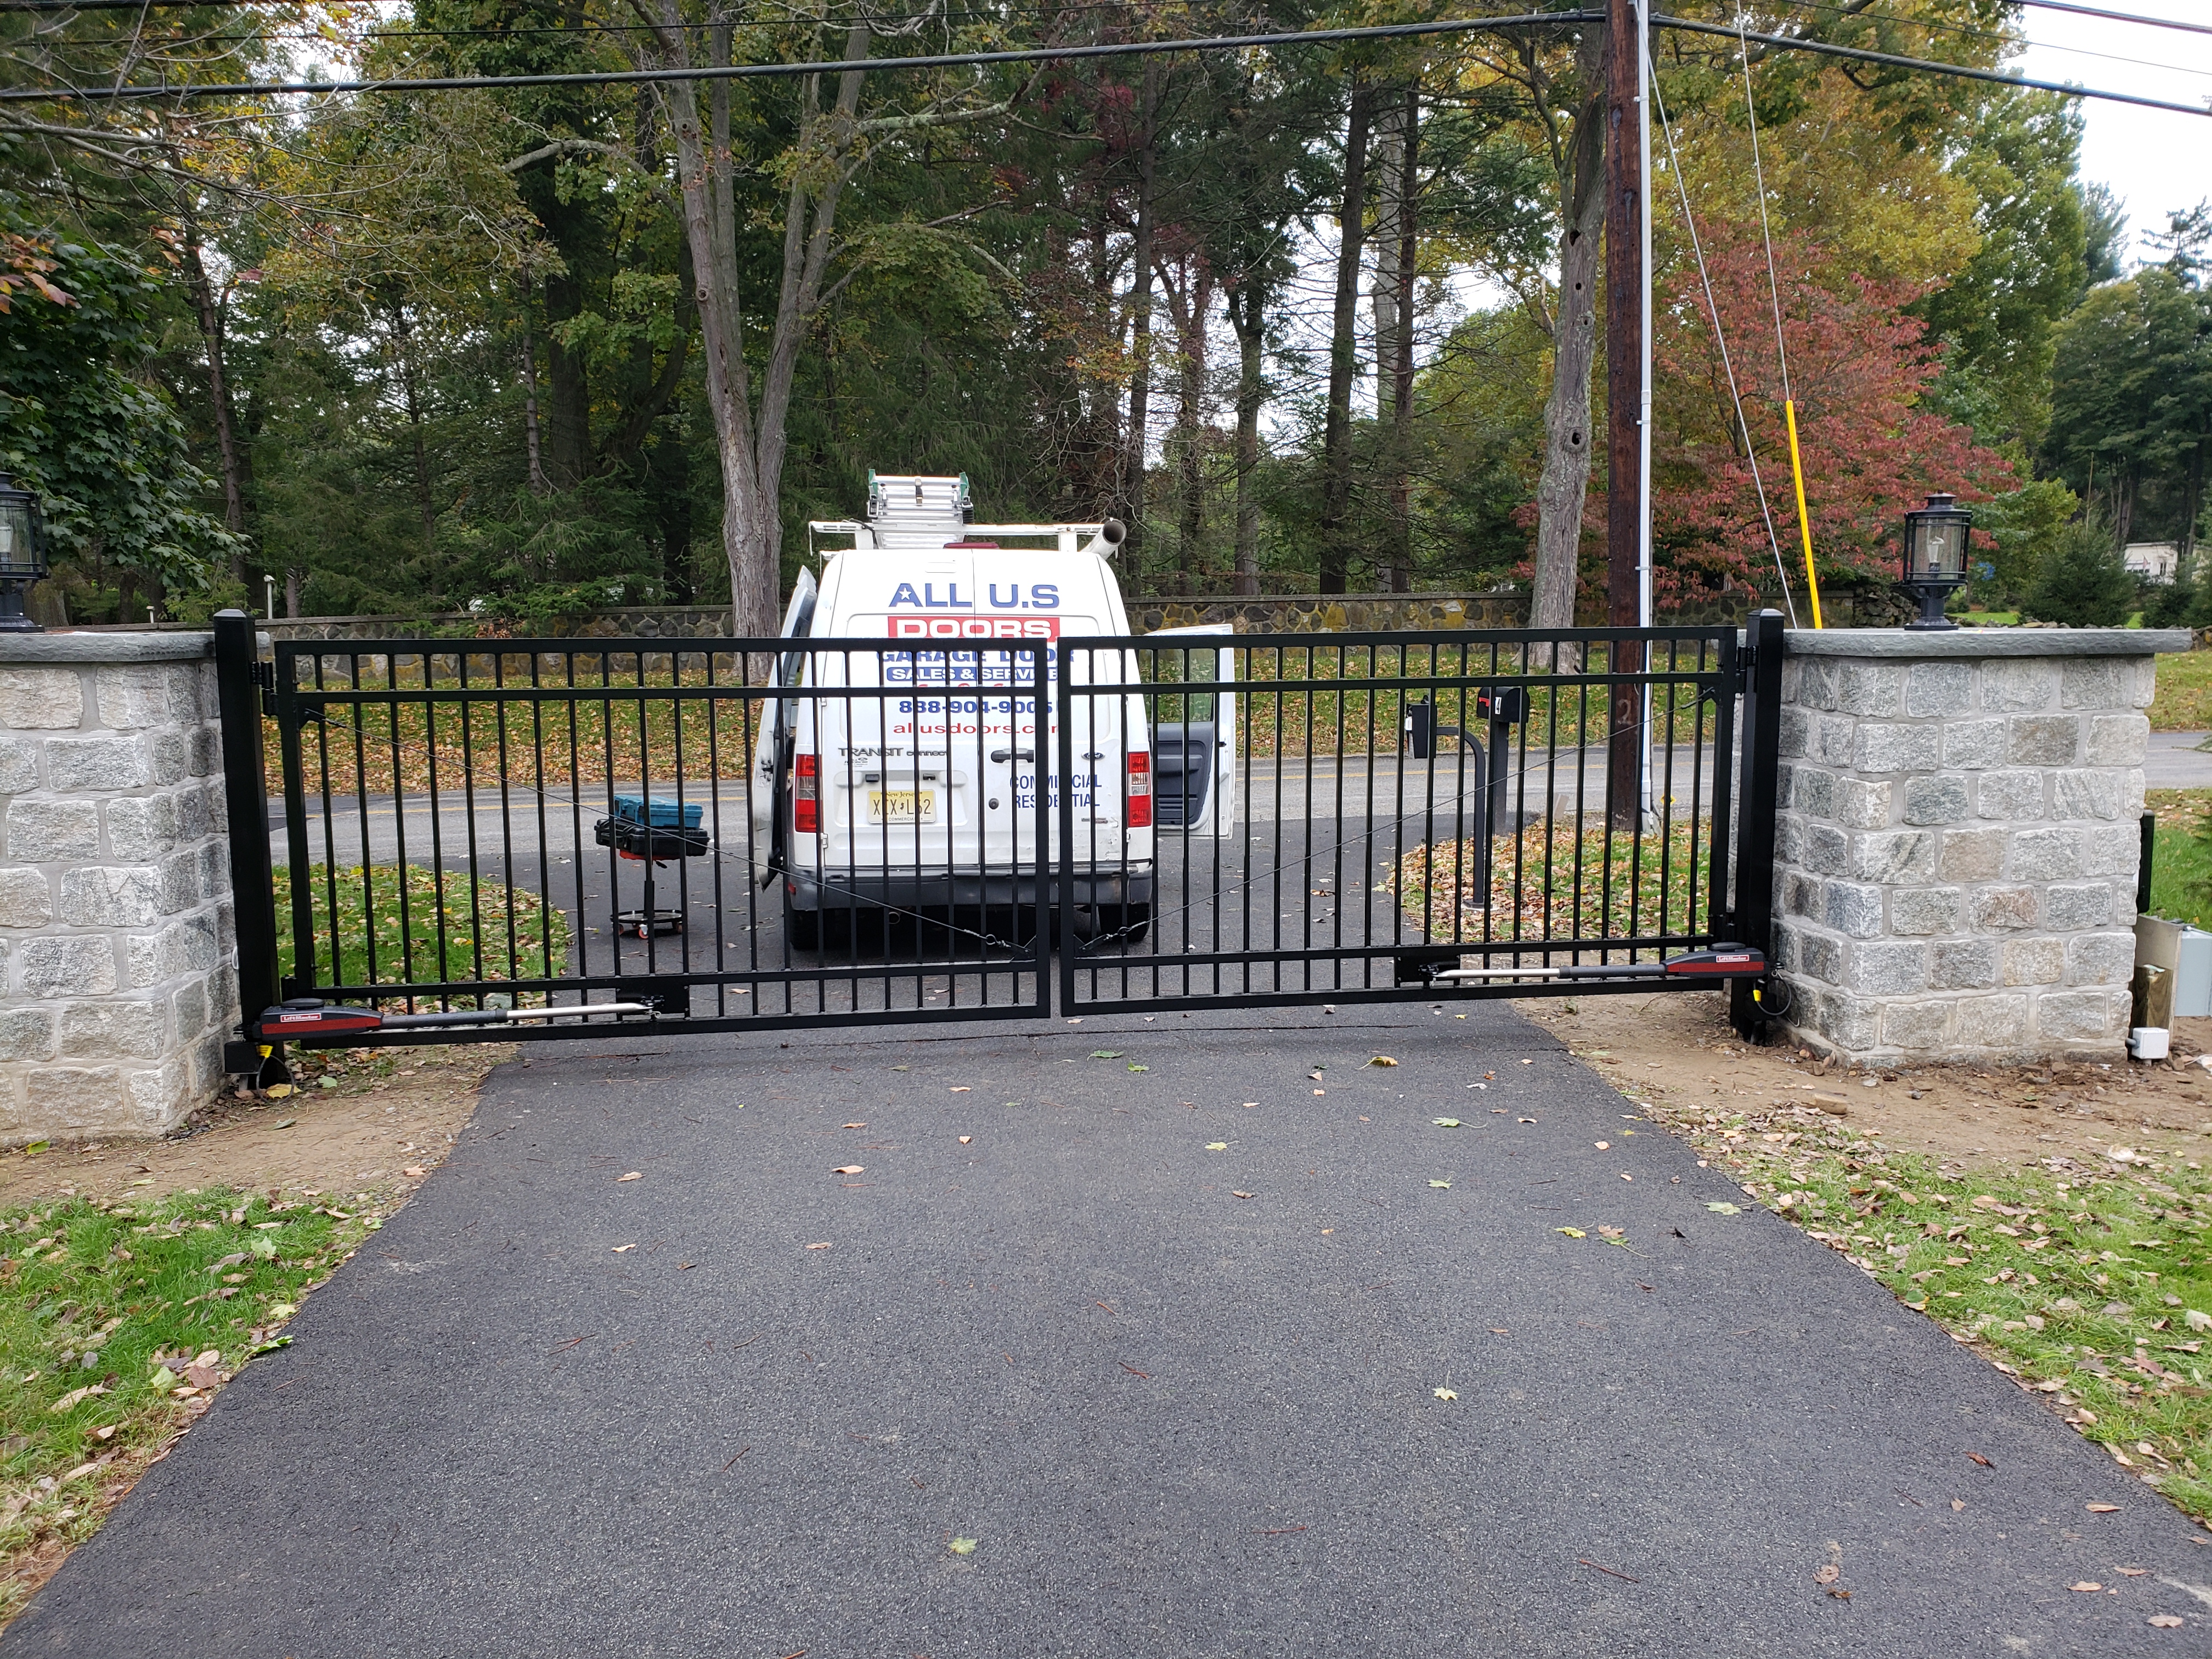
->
1654, 12, 2212, 117
2, 9, 1604, 101
2016, 0, 2212, 38
3, 7, 2209, 117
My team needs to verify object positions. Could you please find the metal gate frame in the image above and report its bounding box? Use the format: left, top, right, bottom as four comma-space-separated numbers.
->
1051, 613, 1782, 1033
215, 609, 1783, 1074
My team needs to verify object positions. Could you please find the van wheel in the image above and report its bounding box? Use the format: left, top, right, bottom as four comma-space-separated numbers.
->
784, 896, 821, 952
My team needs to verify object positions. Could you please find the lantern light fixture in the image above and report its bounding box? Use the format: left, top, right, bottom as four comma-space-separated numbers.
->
0, 473, 49, 634
1901, 490, 1972, 631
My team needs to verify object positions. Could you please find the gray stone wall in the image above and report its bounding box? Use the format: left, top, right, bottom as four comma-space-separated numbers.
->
0, 633, 233, 1141
1771, 628, 2185, 1065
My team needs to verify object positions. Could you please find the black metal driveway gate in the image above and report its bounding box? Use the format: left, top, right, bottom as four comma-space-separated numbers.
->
213, 610, 1782, 1072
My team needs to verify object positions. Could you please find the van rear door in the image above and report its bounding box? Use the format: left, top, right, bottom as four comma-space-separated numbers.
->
752, 567, 817, 880
1146, 623, 1237, 834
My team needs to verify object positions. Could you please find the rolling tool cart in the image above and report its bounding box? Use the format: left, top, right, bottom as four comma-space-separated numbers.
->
594, 794, 709, 938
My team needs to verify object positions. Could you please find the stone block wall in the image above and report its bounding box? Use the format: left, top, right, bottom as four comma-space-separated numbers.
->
1771, 628, 2186, 1065
0, 633, 233, 1140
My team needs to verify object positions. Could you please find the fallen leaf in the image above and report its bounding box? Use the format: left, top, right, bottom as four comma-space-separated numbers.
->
843, 1122, 868, 1129
2088, 1503, 2121, 1513
1826, 1588, 1852, 1601
1370, 1056, 1399, 1068
1432, 1387, 1458, 1400
616, 1172, 642, 1183
1090, 1051, 1124, 1059
1967, 1453, 1993, 1468
264, 1084, 295, 1100
833, 1165, 864, 1175
1951, 1499, 1965, 1511
612, 1244, 636, 1253
2070, 1582, 2103, 1593
1557, 1227, 1587, 1238
950, 1086, 972, 1093
948, 1537, 979, 1555
1519, 1116, 1536, 1124
2187, 1308, 2212, 1332
1206, 1141, 1228, 1150
1232, 1191, 1255, 1200
1490, 1327, 1510, 1334
1432, 1118, 1463, 1128
1706, 1202, 1740, 1215
403, 1166, 426, 1178
1128, 1064, 1148, 1072
805, 1242, 832, 1250
2150, 1614, 2185, 1627
1598, 1226, 1625, 1239
271, 1119, 296, 1131
1594, 1141, 1610, 1150
1313, 1089, 1325, 1096
958, 1136, 972, 1145
1429, 1180, 1452, 1189
2118, 1568, 2149, 1577
1814, 1565, 1841, 1585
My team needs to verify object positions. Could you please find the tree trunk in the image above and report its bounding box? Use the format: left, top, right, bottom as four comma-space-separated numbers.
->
1228, 283, 1265, 597
1531, 30, 1607, 634
1386, 85, 1419, 594
644, 9, 871, 637
389, 311, 436, 554
181, 224, 246, 571
285, 568, 301, 619
1122, 59, 1162, 580
520, 277, 549, 496
1171, 264, 1215, 592
1318, 82, 1373, 596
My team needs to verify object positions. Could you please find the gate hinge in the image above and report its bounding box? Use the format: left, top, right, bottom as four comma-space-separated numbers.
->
250, 659, 276, 715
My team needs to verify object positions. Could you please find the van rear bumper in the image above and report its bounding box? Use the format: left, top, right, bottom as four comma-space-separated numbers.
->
784, 867, 1152, 915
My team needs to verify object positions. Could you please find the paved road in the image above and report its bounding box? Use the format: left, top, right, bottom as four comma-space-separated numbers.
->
10, 1002, 2208, 1655
2146, 731, 2212, 789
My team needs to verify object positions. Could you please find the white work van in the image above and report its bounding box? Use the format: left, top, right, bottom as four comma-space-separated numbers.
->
752, 473, 1235, 949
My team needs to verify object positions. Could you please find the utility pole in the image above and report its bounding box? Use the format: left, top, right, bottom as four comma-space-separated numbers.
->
1604, 0, 1645, 832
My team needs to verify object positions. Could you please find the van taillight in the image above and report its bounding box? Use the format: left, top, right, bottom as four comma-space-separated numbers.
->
1126, 751, 1152, 829
794, 754, 819, 833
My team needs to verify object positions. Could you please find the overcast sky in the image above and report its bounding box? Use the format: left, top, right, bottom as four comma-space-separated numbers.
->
2015, 0, 2212, 264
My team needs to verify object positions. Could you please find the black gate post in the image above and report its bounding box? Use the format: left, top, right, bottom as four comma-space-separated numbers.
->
214, 610, 286, 1083
1730, 608, 1785, 1040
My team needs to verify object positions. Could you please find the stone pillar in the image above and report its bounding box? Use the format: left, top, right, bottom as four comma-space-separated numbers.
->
0, 631, 232, 1139
1771, 628, 2186, 1065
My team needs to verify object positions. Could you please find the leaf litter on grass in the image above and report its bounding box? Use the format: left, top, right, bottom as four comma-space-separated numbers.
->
0, 1186, 377, 1623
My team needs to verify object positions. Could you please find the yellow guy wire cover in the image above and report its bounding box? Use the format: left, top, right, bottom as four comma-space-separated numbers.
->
1784, 400, 1824, 629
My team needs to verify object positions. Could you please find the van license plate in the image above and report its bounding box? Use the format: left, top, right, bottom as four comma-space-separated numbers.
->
867, 789, 936, 825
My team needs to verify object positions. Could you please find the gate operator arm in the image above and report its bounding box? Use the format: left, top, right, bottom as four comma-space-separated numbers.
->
1421, 945, 1764, 984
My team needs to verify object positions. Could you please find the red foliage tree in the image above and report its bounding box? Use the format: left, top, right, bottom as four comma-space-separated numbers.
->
1652, 223, 2012, 617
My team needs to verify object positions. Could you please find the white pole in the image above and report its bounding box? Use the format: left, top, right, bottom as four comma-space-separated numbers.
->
1637, 0, 1656, 821
265, 574, 276, 621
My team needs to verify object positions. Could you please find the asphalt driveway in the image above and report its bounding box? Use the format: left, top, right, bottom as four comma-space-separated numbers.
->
9, 1002, 2211, 1657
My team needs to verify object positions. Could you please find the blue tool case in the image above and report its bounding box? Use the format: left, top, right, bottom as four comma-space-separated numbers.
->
595, 795, 710, 859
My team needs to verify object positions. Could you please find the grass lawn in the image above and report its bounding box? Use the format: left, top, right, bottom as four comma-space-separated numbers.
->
2146, 789, 2212, 930
2152, 652, 2212, 733
0, 1186, 376, 1617
1396, 819, 1722, 946
1672, 1108, 2212, 1519
273, 865, 571, 1000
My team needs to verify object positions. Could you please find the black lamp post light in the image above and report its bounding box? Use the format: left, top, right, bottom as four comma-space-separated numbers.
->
1901, 489, 1972, 631
0, 473, 49, 633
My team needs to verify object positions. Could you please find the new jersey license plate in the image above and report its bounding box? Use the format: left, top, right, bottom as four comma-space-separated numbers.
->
867, 788, 938, 825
